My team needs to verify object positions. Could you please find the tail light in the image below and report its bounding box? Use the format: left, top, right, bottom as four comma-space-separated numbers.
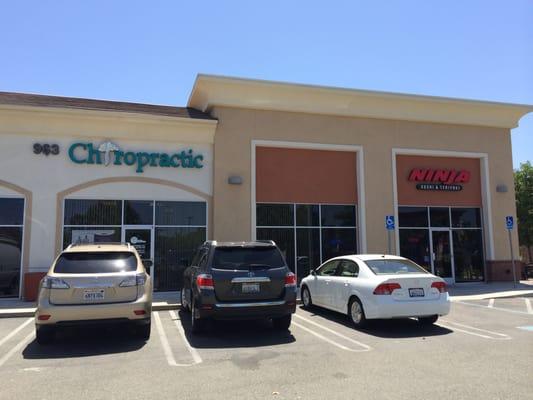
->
42, 276, 70, 289
134, 310, 146, 315
38, 314, 51, 321
285, 272, 296, 287
197, 274, 214, 290
431, 281, 447, 293
373, 282, 401, 295
119, 273, 146, 287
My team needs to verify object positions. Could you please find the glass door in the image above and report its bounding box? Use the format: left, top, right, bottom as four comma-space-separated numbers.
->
430, 229, 454, 283
123, 227, 154, 277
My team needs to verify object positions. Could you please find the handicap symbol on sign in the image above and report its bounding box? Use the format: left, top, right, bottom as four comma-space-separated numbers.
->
385, 215, 395, 230
505, 216, 514, 230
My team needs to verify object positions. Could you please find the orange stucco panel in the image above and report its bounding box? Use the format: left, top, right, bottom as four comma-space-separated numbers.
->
256, 147, 357, 204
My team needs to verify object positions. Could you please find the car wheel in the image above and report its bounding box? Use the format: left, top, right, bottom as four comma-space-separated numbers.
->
136, 321, 151, 341
418, 315, 438, 325
301, 286, 312, 309
181, 289, 190, 313
272, 315, 292, 331
348, 297, 367, 328
36, 326, 55, 345
190, 298, 205, 334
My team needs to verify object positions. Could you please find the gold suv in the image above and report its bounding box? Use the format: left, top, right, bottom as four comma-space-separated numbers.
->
35, 243, 152, 344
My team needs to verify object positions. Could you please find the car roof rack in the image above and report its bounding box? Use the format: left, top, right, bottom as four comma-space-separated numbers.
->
66, 242, 132, 250
255, 240, 276, 246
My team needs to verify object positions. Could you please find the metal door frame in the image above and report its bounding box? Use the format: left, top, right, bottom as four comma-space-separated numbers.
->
429, 228, 455, 284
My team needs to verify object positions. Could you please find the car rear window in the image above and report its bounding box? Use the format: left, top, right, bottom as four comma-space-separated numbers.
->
364, 259, 429, 275
54, 252, 138, 274
212, 247, 285, 270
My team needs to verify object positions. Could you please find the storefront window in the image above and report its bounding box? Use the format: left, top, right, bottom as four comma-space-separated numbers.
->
429, 207, 450, 227
399, 229, 431, 271
321, 228, 357, 261
452, 208, 481, 228
0, 198, 24, 298
155, 201, 206, 226
257, 203, 294, 226
321, 205, 356, 227
124, 200, 153, 225
296, 228, 320, 284
296, 204, 319, 226
257, 228, 295, 272
64, 199, 122, 225
452, 230, 484, 282
398, 206, 428, 227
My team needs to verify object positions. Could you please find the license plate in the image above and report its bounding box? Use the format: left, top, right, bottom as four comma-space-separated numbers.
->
409, 288, 425, 298
83, 289, 105, 301
242, 283, 260, 294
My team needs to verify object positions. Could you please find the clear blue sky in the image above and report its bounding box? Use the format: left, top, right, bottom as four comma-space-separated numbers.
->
1, 1, 531, 168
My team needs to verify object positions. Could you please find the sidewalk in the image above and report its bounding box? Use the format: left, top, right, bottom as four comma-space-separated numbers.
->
1, 282, 532, 318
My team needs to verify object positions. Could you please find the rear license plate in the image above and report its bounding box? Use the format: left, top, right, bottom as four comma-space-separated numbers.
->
242, 283, 260, 294
409, 288, 424, 298
83, 289, 105, 301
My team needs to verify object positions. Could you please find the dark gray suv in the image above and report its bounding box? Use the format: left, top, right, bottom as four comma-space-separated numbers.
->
181, 241, 297, 333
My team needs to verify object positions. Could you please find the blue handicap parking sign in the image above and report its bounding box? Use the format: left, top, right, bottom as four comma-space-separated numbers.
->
505, 216, 514, 230
385, 215, 395, 230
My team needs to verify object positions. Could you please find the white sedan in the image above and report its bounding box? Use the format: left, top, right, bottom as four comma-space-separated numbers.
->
300, 254, 450, 327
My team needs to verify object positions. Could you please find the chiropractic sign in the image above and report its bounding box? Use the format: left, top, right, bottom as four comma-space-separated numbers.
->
408, 168, 470, 191
68, 141, 204, 173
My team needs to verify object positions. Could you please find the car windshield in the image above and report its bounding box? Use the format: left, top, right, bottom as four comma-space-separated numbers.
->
212, 247, 285, 270
54, 251, 137, 274
364, 259, 429, 275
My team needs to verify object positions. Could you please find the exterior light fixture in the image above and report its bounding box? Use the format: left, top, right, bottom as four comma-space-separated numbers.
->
496, 184, 508, 193
228, 175, 243, 185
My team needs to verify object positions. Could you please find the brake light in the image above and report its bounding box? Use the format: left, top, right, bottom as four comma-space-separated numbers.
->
373, 282, 401, 295
119, 274, 146, 287
431, 281, 447, 293
38, 314, 51, 321
134, 310, 146, 315
197, 274, 214, 290
285, 272, 296, 287
42, 276, 70, 289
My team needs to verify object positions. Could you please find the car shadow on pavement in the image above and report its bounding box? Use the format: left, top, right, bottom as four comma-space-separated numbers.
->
299, 306, 453, 338
22, 326, 147, 359
176, 310, 296, 349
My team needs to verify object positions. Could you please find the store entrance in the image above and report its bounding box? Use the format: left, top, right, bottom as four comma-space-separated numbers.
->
430, 229, 454, 283
123, 227, 154, 277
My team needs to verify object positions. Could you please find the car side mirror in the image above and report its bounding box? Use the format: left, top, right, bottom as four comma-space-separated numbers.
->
311, 270, 317, 276
143, 259, 153, 268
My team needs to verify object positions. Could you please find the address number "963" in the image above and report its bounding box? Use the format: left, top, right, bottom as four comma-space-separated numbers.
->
33, 143, 60, 156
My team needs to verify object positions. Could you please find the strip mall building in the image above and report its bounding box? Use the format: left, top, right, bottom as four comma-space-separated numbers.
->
0, 75, 531, 300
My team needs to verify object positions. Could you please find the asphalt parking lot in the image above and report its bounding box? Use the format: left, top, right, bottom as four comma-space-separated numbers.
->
0, 298, 532, 400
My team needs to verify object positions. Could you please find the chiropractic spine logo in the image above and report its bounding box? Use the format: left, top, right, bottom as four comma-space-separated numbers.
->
68, 141, 204, 173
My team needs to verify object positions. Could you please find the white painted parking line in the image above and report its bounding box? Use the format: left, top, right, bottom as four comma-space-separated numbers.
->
292, 321, 357, 351
0, 318, 33, 349
293, 314, 371, 352
439, 320, 511, 340
0, 331, 34, 368
516, 326, 533, 332
455, 300, 533, 316
525, 299, 533, 314
168, 310, 202, 364
488, 298, 495, 308
153, 311, 201, 367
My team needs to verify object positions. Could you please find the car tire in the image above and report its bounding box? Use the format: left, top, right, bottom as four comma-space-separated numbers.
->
272, 315, 292, 331
181, 289, 190, 313
301, 286, 313, 309
348, 297, 367, 329
36, 326, 55, 345
418, 315, 438, 325
190, 298, 206, 334
136, 321, 151, 341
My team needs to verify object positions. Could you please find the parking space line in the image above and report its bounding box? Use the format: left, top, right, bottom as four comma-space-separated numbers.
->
525, 299, 533, 314
0, 318, 33, 349
292, 321, 356, 351
439, 320, 511, 340
153, 311, 201, 367
168, 310, 202, 364
488, 298, 495, 308
0, 331, 34, 368
293, 314, 371, 352
455, 300, 533, 316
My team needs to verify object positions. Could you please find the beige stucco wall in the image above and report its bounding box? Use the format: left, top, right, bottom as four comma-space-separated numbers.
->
211, 106, 518, 261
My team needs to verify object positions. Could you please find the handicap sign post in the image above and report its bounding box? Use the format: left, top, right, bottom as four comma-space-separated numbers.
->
385, 215, 395, 254
506, 216, 517, 287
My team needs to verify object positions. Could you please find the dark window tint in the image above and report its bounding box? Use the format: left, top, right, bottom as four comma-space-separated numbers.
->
212, 247, 285, 270
256, 204, 293, 226
257, 228, 294, 272
296, 228, 320, 284
124, 200, 153, 225
155, 201, 206, 226
54, 252, 137, 273
296, 204, 319, 226
430, 207, 450, 227
365, 259, 428, 275
0, 198, 24, 225
317, 260, 339, 276
399, 229, 431, 271
453, 230, 484, 282
321, 228, 357, 261
321, 205, 356, 227
337, 260, 359, 277
398, 207, 428, 227
451, 208, 481, 228
64, 199, 122, 225
0, 226, 23, 297
63, 227, 121, 249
